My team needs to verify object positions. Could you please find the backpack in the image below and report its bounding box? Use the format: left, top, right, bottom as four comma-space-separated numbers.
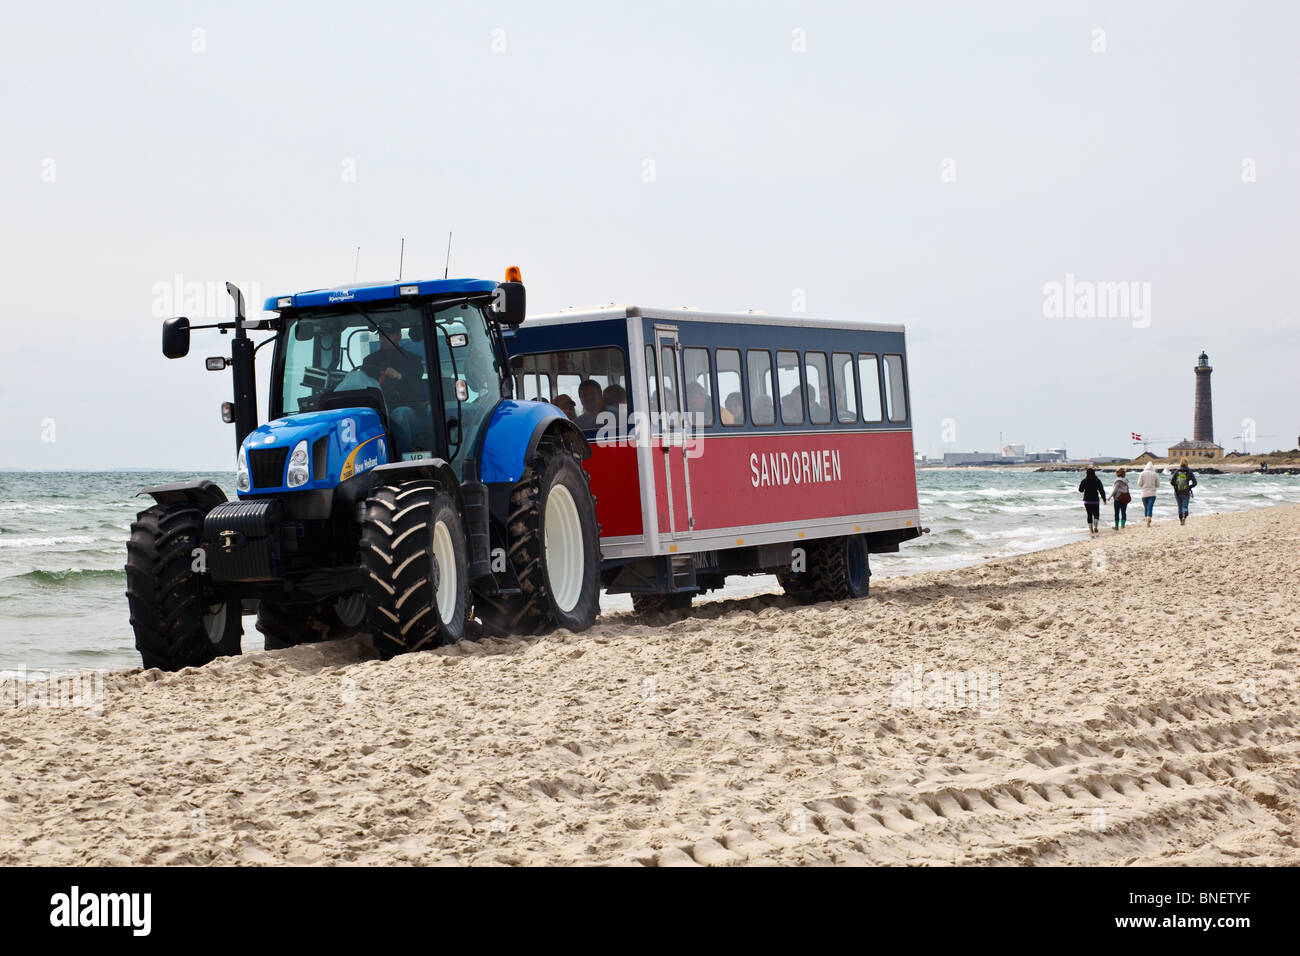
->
1173, 470, 1191, 493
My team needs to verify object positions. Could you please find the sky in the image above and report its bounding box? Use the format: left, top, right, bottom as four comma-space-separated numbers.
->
2, 0, 1297, 469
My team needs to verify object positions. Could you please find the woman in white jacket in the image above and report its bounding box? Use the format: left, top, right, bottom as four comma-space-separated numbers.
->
1111, 468, 1131, 529
1137, 461, 1160, 526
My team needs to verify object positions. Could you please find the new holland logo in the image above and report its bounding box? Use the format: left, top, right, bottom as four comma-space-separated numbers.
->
218, 529, 244, 552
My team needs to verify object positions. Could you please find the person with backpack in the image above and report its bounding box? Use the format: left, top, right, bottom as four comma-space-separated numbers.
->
1111, 467, 1131, 529
1137, 460, 1160, 526
1170, 458, 1198, 524
1078, 467, 1107, 535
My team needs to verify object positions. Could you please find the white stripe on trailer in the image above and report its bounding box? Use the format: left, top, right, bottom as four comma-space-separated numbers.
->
634, 509, 921, 558
525, 304, 907, 335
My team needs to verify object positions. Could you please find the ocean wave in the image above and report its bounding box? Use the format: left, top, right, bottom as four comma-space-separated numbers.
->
0, 535, 99, 549
992, 503, 1078, 513
6, 568, 123, 585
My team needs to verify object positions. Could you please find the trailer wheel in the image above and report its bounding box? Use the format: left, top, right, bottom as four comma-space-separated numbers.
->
256, 594, 366, 650
477, 438, 600, 635
125, 501, 242, 671
360, 480, 469, 658
780, 535, 871, 603
631, 592, 693, 616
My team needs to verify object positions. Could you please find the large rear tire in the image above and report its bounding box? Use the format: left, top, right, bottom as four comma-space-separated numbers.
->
475, 438, 600, 635
779, 535, 871, 603
256, 594, 367, 650
360, 480, 469, 659
125, 501, 242, 671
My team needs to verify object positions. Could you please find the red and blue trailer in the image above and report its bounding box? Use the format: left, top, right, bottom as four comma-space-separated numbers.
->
504, 305, 923, 612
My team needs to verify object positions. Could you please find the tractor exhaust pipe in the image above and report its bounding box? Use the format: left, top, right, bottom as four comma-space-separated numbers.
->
226, 282, 259, 451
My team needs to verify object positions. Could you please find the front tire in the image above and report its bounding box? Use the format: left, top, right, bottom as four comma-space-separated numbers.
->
360, 480, 469, 659
125, 501, 242, 671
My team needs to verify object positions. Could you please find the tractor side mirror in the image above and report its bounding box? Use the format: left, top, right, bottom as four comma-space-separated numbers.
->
162, 316, 191, 359
493, 282, 526, 326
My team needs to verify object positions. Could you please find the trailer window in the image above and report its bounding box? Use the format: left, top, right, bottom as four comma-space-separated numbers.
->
804, 351, 831, 424
883, 353, 908, 422
832, 352, 857, 423
746, 350, 774, 425
717, 349, 744, 426
858, 354, 883, 423
557, 373, 583, 398
645, 345, 658, 414
682, 347, 714, 426
515, 356, 552, 401
660, 345, 680, 413
511, 347, 629, 433
776, 350, 803, 425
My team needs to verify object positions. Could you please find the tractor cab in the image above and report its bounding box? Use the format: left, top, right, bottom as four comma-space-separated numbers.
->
252, 280, 510, 492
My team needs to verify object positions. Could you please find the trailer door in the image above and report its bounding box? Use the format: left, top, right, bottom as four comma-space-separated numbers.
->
651, 326, 694, 541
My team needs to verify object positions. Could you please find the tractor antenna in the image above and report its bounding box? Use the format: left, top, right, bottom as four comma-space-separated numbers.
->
353, 246, 360, 282
398, 237, 405, 280
444, 231, 453, 279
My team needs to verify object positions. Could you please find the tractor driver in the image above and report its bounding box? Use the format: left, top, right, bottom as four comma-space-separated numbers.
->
346, 318, 431, 455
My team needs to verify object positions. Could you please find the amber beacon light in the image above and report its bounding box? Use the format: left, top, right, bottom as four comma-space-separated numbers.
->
504, 265, 522, 282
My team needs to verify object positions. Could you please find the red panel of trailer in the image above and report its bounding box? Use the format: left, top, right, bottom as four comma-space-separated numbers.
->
688, 430, 918, 532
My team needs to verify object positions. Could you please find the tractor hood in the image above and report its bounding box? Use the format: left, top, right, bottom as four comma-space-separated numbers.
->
237, 407, 388, 495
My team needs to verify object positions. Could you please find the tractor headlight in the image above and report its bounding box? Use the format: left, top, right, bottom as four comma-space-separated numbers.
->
286, 440, 310, 488
236, 445, 250, 492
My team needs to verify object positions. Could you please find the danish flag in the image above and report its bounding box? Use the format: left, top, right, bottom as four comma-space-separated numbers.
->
1131, 432, 1142, 441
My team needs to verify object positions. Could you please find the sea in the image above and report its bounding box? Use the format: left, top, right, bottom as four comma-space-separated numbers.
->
3, 468, 1298, 674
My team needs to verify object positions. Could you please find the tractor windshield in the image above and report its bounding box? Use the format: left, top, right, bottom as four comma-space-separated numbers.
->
276, 298, 501, 464
428, 299, 502, 463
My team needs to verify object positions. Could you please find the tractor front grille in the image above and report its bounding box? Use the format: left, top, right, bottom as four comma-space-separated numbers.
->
249, 447, 289, 489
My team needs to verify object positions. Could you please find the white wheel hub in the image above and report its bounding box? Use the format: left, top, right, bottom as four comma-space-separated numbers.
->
431, 517, 457, 624
202, 602, 227, 644
335, 593, 366, 629
544, 483, 584, 614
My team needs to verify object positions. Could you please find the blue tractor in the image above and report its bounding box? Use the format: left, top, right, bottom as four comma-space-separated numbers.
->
125, 271, 601, 670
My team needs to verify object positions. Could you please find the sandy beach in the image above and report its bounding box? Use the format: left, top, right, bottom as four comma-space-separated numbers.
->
2, 504, 1297, 866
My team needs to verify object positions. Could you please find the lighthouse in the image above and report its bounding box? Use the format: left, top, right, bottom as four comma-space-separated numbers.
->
1193, 351, 1214, 443
1167, 351, 1224, 461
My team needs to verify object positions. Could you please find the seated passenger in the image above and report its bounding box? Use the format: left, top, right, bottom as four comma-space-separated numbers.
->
781, 388, 804, 422
752, 394, 774, 423
685, 382, 711, 428
575, 379, 604, 430
722, 391, 744, 425
601, 384, 629, 435
806, 384, 828, 422
552, 393, 578, 421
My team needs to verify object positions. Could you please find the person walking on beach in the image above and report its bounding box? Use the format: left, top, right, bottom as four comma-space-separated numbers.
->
1078, 467, 1107, 535
1170, 458, 1198, 525
1111, 467, 1131, 529
1137, 460, 1159, 526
